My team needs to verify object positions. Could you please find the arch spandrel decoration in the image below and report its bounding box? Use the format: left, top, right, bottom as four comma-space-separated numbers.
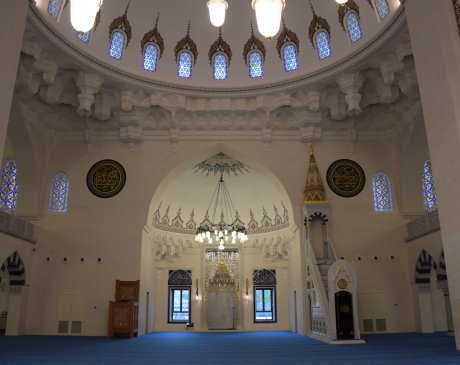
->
168, 269, 192, 286
253, 269, 276, 286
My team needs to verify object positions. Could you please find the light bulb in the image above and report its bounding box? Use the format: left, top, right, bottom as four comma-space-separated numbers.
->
252, 0, 285, 39
335, 0, 348, 4
207, 0, 228, 27
71, 0, 103, 32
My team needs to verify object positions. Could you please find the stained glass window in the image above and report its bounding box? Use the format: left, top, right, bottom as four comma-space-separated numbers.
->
315, 30, 332, 60
375, 0, 390, 20
249, 51, 263, 78
213, 53, 228, 80
283, 43, 298, 72
48, 172, 69, 213
346, 11, 362, 43
76, 31, 91, 44
143, 43, 158, 72
372, 172, 393, 212
423, 160, 438, 212
108, 30, 126, 60
47, 0, 63, 18
178, 51, 193, 78
0, 159, 18, 214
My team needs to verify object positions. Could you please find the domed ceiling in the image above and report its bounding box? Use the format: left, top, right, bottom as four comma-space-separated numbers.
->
31, 0, 403, 93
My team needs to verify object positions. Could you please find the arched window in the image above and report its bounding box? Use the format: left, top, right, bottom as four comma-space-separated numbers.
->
346, 11, 362, 43
108, 30, 126, 60
48, 172, 70, 213
178, 51, 193, 78
423, 160, 438, 212
282, 43, 298, 72
253, 269, 277, 323
76, 31, 91, 44
315, 30, 332, 60
374, 0, 390, 20
248, 50, 263, 78
213, 53, 228, 80
47, 0, 63, 18
143, 43, 159, 72
168, 270, 192, 323
372, 172, 393, 212
0, 159, 19, 214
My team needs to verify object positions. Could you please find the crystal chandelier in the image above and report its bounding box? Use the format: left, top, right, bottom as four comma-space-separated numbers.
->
195, 173, 248, 250
251, 0, 285, 39
207, 0, 228, 27
70, 0, 103, 32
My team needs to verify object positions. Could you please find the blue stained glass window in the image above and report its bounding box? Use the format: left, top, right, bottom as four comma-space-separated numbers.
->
213, 53, 228, 80
48, 0, 63, 18
178, 51, 193, 78
108, 30, 126, 60
372, 172, 393, 212
283, 43, 298, 72
249, 51, 263, 78
423, 160, 438, 212
143, 43, 158, 72
315, 30, 332, 60
0, 159, 18, 214
375, 0, 390, 20
346, 11, 362, 43
48, 172, 69, 213
76, 31, 91, 44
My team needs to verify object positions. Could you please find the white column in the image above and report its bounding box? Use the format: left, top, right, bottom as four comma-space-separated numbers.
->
0, 0, 28, 161
406, 0, 460, 349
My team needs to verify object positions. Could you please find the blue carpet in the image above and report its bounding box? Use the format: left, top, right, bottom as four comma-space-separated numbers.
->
0, 332, 459, 365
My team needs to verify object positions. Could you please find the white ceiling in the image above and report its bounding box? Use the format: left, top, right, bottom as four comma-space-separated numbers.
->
32, 0, 402, 91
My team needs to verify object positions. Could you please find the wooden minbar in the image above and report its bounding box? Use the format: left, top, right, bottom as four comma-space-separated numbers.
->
108, 280, 139, 338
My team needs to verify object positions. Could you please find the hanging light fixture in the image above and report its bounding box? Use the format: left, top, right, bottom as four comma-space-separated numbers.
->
195, 173, 248, 250
335, 0, 348, 4
70, 0, 103, 32
251, 0, 285, 39
207, 0, 228, 27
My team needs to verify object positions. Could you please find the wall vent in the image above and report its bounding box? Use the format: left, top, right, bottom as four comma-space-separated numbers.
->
58, 320, 69, 334
376, 318, 387, 332
362, 319, 374, 332
71, 321, 82, 334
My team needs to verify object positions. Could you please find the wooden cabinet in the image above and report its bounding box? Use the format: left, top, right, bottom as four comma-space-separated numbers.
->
108, 280, 139, 338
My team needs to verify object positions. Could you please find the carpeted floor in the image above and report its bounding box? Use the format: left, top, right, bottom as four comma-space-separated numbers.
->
0, 332, 459, 365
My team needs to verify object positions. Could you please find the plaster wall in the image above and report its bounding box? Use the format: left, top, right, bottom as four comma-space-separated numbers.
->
11, 132, 422, 336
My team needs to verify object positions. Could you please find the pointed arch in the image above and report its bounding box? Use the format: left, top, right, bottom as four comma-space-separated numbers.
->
345, 11, 362, 43
314, 30, 332, 60
422, 160, 438, 212
372, 171, 393, 212
212, 52, 228, 80
0, 158, 19, 214
282, 43, 298, 72
177, 50, 193, 78
415, 250, 437, 284
108, 29, 127, 60
0, 252, 25, 286
143, 42, 159, 72
248, 50, 264, 78
48, 172, 70, 213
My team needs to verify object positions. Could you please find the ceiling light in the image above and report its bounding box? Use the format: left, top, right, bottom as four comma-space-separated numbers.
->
71, 0, 103, 32
335, 0, 348, 4
207, 0, 228, 27
252, 0, 285, 40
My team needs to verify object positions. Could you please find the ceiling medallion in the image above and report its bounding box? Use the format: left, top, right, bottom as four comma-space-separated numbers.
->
326, 159, 365, 198
87, 160, 127, 198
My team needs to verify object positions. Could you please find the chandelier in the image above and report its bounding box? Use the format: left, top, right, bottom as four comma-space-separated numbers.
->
195, 173, 248, 250
194, 153, 249, 250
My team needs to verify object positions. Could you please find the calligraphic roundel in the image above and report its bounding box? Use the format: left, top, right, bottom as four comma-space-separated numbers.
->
326, 159, 365, 198
87, 159, 126, 198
